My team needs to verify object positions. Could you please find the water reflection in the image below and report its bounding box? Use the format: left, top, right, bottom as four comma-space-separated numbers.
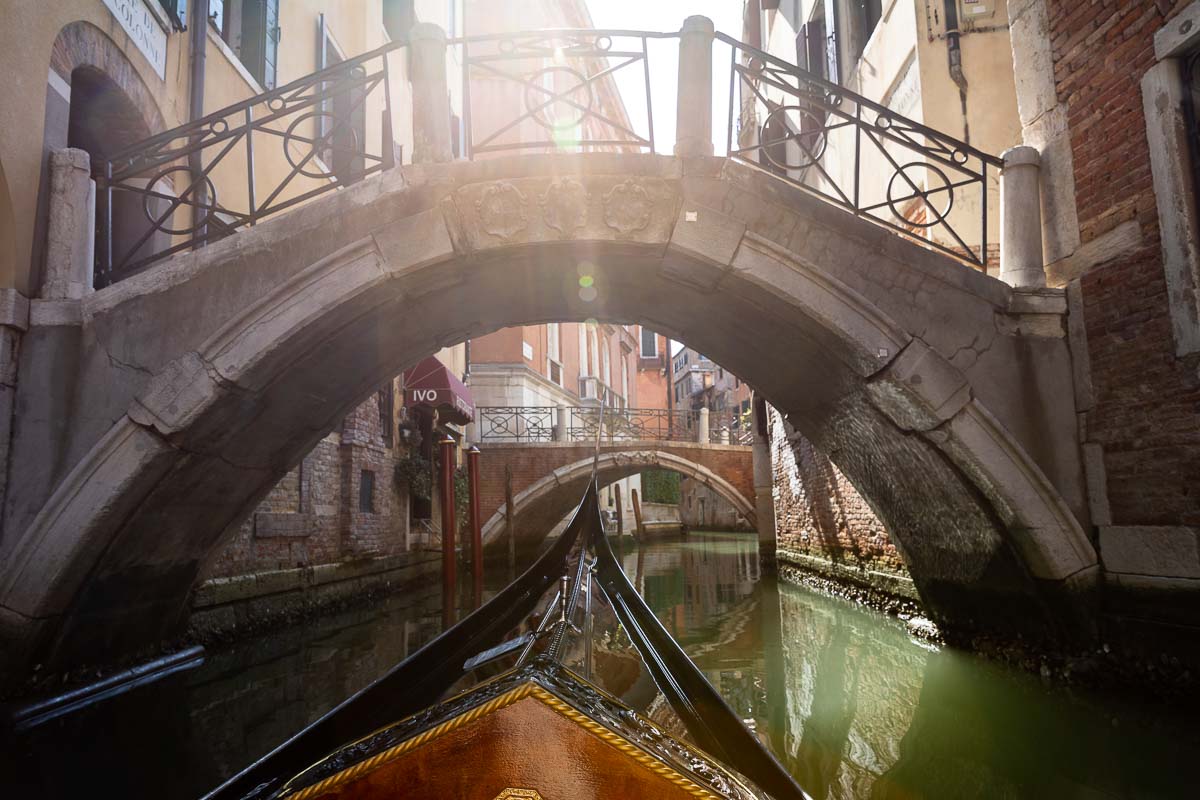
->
623, 532, 1200, 800
4, 532, 1198, 799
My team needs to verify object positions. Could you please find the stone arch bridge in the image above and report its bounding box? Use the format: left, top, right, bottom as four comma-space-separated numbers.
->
0, 21, 1099, 685
475, 442, 757, 548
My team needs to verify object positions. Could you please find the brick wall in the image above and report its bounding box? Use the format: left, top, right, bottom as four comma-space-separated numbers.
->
768, 406, 908, 578
202, 391, 411, 579
1049, 0, 1200, 527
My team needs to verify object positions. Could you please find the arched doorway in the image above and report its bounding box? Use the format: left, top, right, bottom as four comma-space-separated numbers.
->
35, 22, 165, 291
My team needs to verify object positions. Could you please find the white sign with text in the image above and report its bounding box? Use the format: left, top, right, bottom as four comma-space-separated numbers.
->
102, 0, 168, 79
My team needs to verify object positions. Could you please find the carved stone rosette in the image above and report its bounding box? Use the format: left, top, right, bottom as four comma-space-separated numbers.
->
603, 180, 653, 235
540, 179, 589, 236
476, 183, 529, 239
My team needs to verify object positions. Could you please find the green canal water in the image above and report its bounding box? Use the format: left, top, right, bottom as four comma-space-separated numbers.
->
4, 531, 1198, 798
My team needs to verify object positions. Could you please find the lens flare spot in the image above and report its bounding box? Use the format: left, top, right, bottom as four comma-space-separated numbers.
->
584, 317, 599, 327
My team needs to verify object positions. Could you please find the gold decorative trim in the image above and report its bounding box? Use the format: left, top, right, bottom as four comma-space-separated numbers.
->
281, 680, 723, 800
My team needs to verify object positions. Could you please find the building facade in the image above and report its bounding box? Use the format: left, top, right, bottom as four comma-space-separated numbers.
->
743, 0, 1022, 269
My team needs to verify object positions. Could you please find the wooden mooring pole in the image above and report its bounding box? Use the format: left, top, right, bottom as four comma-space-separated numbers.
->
467, 445, 483, 609
614, 484, 624, 538
438, 435, 457, 629
631, 488, 647, 541
504, 463, 516, 577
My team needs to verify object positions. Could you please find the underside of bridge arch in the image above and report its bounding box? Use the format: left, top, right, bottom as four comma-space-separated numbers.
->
0, 154, 1098, 685
479, 450, 756, 549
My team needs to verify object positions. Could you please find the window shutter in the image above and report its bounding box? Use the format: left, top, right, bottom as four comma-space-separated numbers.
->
263, 0, 280, 90
805, 19, 826, 81
159, 0, 186, 31
823, 0, 840, 85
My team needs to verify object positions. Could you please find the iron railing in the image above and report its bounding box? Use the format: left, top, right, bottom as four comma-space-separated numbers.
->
476, 406, 752, 445
95, 43, 397, 285
461, 29, 660, 158
477, 406, 557, 442
717, 33, 1003, 268
93, 25, 1004, 286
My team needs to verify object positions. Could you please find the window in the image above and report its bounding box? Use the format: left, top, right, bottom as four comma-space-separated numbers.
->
315, 16, 367, 184
159, 0, 187, 30
378, 384, 394, 448
212, 0, 280, 90
546, 323, 562, 385
359, 469, 376, 513
640, 327, 657, 357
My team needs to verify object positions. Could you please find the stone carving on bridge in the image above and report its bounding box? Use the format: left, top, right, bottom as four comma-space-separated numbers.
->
475, 183, 529, 240
602, 180, 653, 236
539, 179, 589, 236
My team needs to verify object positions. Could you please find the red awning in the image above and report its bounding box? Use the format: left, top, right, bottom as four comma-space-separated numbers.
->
403, 357, 475, 425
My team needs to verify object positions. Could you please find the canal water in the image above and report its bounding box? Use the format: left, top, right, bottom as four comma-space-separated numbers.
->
4, 532, 1198, 798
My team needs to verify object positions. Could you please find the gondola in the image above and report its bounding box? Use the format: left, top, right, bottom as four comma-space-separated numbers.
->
204, 445, 811, 800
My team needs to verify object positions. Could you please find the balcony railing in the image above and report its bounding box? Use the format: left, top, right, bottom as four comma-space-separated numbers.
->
91, 23, 1003, 286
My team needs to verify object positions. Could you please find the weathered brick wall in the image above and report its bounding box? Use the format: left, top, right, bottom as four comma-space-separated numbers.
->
202, 393, 410, 579
768, 406, 908, 577
1048, 0, 1200, 527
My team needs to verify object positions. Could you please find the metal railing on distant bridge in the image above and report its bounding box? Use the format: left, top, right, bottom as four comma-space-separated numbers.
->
476, 406, 752, 446
91, 22, 1001, 286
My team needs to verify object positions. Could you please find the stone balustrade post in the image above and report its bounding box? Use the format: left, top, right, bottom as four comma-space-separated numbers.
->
410, 23, 452, 164
720, 427, 730, 445
556, 404, 570, 442
675, 15, 715, 158
999, 145, 1047, 288
42, 148, 95, 300
697, 407, 710, 444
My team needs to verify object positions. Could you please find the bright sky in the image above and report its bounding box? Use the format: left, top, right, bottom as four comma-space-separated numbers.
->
583, 1, 743, 156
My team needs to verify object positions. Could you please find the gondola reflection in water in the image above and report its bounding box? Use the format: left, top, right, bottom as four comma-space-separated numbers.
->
204, 474, 811, 800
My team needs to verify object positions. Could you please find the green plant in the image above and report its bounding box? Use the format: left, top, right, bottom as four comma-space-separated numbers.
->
394, 454, 432, 500
641, 469, 680, 504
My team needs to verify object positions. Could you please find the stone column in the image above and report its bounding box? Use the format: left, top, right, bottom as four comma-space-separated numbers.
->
719, 427, 730, 445
42, 148, 95, 299
999, 145, 1047, 288
555, 404, 569, 442
697, 407, 710, 444
410, 23, 452, 164
675, 15, 715, 157
751, 399, 777, 571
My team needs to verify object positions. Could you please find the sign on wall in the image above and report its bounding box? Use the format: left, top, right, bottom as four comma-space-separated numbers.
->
102, 0, 168, 79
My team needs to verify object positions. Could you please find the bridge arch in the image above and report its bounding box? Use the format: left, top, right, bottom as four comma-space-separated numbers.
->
480, 449, 756, 547
0, 154, 1097, 680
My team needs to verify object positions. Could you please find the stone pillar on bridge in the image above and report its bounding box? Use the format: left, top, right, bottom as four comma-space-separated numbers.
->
751, 398, 777, 571
675, 15, 715, 158
1, 147, 93, 545
42, 148, 95, 300
410, 23, 452, 164
719, 427, 730, 445
999, 145, 1047, 289
555, 404, 570, 442
697, 407, 710, 444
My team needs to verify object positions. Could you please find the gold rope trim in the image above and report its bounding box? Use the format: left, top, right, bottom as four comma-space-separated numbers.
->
282, 680, 722, 800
